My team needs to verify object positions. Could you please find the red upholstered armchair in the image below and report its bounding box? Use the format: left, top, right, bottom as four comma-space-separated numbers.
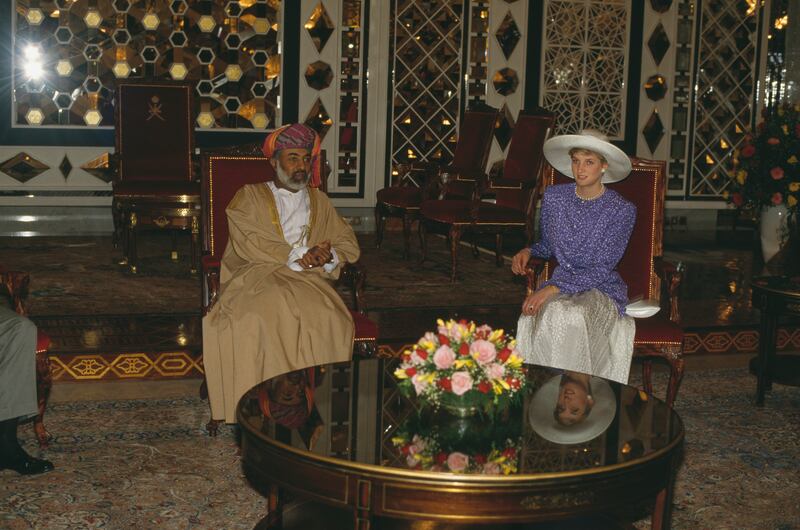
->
200, 148, 377, 352
419, 108, 554, 279
375, 104, 498, 259
527, 159, 685, 407
1, 268, 53, 448
113, 81, 200, 274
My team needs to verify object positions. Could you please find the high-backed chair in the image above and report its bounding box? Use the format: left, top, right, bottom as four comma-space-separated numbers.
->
1, 268, 53, 448
113, 81, 199, 274
375, 104, 498, 258
200, 148, 378, 354
526, 159, 685, 407
419, 108, 554, 280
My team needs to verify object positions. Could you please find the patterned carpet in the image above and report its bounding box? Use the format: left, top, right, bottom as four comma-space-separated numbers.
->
1, 369, 798, 529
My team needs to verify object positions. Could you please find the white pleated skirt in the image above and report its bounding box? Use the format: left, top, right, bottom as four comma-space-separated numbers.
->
516, 289, 635, 384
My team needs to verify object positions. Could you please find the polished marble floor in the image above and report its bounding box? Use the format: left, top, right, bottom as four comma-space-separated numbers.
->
9, 227, 798, 382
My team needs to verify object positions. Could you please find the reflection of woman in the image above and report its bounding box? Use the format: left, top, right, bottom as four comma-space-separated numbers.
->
554, 371, 593, 426
512, 130, 636, 384
258, 369, 314, 429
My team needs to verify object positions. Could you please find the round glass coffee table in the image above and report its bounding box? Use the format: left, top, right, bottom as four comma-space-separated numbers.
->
238, 359, 683, 530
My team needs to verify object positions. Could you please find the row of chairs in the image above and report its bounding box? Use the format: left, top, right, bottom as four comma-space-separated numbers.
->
377, 104, 686, 407
376, 105, 556, 282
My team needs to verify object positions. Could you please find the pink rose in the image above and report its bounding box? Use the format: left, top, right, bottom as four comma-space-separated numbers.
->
482, 462, 501, 475
470, 339, 497, 365
450, 371, 473, 396
767, 137, 781, 145
474, 324, 492, 339
411, 374, 429, 395
771, 167, 785, 180
422, 331, 438, 344
772, 192, 783, 205
486, 362, 505, 380
446, 452, 469, 472
433, 345, 456, 369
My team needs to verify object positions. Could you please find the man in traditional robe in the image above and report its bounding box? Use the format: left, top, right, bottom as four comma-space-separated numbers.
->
0, 305, 54, 475
203, 124, 360, 424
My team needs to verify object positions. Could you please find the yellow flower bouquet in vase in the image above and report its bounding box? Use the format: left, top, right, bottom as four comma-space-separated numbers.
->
393, 319, 528, 417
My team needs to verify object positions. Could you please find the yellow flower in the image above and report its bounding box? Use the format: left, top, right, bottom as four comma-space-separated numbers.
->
454, 359, 474, 369
789, 182, 800, 192
789, 156, 798, 165
436, 318, 445, 326
394, 368, 409, 379
488, 329, 504, 342
736, 169, 747, 185
783, 124, 790, 135
722, 190, 730, 200
505, 354, 523, 369
789, 196, 798, 208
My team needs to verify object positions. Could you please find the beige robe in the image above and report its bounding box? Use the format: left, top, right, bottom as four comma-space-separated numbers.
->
203, 183, 360, 423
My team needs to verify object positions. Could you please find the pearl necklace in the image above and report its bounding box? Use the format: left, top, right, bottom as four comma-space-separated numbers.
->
575, 184, 605, 201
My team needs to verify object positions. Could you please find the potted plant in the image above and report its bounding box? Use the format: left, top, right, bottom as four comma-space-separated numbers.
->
726, 101, 800, 263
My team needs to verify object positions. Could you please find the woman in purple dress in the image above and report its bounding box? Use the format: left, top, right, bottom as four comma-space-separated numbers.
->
511, 130, 636, 383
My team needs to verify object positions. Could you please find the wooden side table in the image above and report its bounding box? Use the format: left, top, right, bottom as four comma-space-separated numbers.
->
751, 276, 800, 405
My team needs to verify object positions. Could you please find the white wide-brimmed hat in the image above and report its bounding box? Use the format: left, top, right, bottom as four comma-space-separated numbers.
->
528, 374, 617, 445
542, 130, 632, 183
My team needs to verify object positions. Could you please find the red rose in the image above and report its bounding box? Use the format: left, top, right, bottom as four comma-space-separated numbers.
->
502, 447, 517, 459
498, 348, 511, 363
478, 381, 491, 393
401, 445, 410, 455
459, 319, 468, 326
771, 167, 785, 180
473, 454, 487, 465
458, 343, 470, 356
402, 353, 411, 363
740, 144, 756, 158
435, 452, 448, 465
438, 334, 450, 346
416, 348, 428, 360
732, 192, 744, 207
767, 137, 781, 146
405, 367, 417, 377
437, 377, 452, 391
772, 192, 783, 206
506, 377, 520, 389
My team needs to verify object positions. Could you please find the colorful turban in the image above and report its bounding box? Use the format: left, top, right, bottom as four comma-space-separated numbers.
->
262, 123, 322, 188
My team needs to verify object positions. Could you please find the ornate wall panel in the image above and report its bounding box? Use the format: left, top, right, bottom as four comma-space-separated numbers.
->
484, 0, 527, 175
387, 0, 464, 172
687, 0, 763, 198
299, 0, 366, 196
539, 0, 631, 140
13, 0, 283, 130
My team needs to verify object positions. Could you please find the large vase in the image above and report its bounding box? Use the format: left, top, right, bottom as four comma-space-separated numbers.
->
439, 393, 480, 417
760, 204, 790, 263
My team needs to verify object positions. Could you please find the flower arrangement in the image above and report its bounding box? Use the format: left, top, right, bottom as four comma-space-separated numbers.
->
393, 319, 527, 415
391, 432, 520, 475
726, 101, 800, 213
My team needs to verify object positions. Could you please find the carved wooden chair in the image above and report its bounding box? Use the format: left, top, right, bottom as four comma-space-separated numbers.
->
527, 159, 685, 407
419, 108, 555, 278
200, 148, 378, 432
375, 104, 498, 259
113, 80, 200, 274
1, 268, 53, 447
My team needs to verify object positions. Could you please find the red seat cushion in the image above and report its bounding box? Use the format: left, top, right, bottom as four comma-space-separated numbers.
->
351, 310, 378, 343
377, 186, 422, 209
201, 254, 221, 271
633, 314, 683, 346
473, 203, 526, 225
36, 330, 50, 354
114, 180, 199, 197
420, 199, 472, 224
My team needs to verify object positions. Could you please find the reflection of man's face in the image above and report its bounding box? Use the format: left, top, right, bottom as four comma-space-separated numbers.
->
271, 371, 305, 406
273, 148, 312, 191
555, 372, 594, 426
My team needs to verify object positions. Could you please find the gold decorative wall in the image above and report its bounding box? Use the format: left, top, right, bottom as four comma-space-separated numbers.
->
13, 0, 282, 130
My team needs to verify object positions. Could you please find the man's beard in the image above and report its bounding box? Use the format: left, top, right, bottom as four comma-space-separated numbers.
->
276, 165, 310, 191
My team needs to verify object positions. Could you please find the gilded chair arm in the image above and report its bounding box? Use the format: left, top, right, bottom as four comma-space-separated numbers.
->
338, 262, 367, 314
0, 270, 30, 315
524, 256, 548, 295
653, 257, 684, 324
